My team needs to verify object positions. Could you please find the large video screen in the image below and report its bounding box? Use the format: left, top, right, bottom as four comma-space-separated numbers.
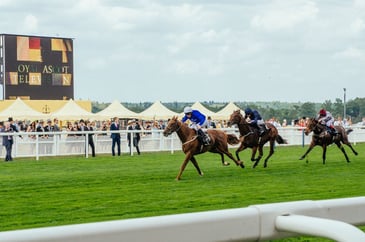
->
1, 34, 74, 100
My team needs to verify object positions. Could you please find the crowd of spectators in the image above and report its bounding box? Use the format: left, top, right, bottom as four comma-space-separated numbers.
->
1, 115, 362, 137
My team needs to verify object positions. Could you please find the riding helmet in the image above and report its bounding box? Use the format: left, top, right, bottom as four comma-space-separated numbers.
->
319, 109, 326, 116
184, 106, 193, 114
244, 108, 253, 115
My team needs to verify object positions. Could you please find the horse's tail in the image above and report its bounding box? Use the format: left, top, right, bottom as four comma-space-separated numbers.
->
227, 134, 240, 145
276, 135, 288, 144
346, 128, 353, 135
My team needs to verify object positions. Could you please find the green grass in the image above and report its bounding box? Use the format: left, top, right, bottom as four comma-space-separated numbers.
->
0, 143, 364, 241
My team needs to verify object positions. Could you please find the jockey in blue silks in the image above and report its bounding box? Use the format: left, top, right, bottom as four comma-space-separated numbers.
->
244, 107, 266, 136
182, 106, 210, 145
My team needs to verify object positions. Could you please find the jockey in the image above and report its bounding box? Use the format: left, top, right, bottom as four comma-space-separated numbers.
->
244, 108, 266, 136
317, 108, 337, 136
182, 106, 210, 145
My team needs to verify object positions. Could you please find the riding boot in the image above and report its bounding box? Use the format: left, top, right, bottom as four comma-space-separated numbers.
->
197, 129, 210, 145
330, 125, 338, 136
258, 125, 266, 137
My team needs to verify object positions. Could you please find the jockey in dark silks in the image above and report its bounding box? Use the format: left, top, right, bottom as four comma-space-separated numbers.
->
244, 108, 266, 136
182, 106, 210, 145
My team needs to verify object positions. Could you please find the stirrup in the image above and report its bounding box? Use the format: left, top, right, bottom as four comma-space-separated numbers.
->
203, 136, 210, 145
319, 131, 326, 138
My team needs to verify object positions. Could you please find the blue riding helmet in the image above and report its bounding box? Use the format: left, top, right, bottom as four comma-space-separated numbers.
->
244, 108, 253, 115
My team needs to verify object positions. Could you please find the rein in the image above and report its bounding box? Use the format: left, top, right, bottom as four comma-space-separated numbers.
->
174, 121, 197, 146
242, 132, 254, 138
182, 136, 198, 146
174, 122, 182, 133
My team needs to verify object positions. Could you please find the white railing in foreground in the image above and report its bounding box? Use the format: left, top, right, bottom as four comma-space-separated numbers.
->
0, 197, 364, 242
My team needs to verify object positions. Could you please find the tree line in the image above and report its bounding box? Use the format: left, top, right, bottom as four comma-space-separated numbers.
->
92, 97, 365, 124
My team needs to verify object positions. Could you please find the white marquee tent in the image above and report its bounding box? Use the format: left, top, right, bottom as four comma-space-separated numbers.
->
95, 100, 139, 120
214, 102, 242, 120
50, 99, 95, 120
138, 101, 179, 120
0, 98, 47, 121
191, 101, 217, 119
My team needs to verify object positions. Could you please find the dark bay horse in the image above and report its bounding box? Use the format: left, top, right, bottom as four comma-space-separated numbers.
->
163, 116, 244, 180
299, 118, 358, 164
228, 110, 287, 168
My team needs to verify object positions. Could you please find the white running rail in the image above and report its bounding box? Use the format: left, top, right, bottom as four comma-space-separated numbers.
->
0, 197, 364, 242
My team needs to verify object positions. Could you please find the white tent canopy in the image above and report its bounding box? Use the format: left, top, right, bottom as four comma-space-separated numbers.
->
95, 100, 139, 120
138, 101, 179, 120
190, 101, 217, 119
214, 102, 242, 120
0, 98, 47, 121
50, 99, 95, 121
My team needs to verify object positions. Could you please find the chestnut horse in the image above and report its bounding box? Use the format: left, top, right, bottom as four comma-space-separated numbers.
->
299, 117, 358, 164
228, 110, 287, 168
163, 116, 244, 180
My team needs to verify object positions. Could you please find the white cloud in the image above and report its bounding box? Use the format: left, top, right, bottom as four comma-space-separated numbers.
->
250, 0, 318, 32
170, 58, 223, 75
354, 0, 365, 9
333, 47, 364, 59
0, 0, 12, 7
350, 18, 365, 34
23, 14, 38, 33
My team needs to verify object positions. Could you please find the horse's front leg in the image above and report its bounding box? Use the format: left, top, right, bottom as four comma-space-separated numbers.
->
190, 156, 204, 176
176, 153, 192, 180
235, 143, 247, 163
322, 145, 327, 164
299, 142, 315, 161
253, 145, 263, 168
251, 146, 258, 162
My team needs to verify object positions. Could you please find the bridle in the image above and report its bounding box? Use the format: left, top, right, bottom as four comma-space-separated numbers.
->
306, 119, 323, 135
165, 120, 181, 135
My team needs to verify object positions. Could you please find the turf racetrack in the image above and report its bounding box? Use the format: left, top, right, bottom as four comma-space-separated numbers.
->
1, 143, 364, 241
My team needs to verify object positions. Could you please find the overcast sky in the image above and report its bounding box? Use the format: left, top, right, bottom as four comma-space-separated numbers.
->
1, 0, 364, 103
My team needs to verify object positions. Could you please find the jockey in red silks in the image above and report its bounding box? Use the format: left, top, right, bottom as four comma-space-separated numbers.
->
317, 108, 337, 136
182, 106, 210, 145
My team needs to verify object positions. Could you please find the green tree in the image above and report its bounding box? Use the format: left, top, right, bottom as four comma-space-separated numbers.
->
333, 98, 344, 118
322, 100, 332, 112
300, 102, 316, 118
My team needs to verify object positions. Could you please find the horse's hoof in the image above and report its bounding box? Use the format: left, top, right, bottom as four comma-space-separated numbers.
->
299, 157, 304, 160
223, 162, 230, 166
240, 163, 245, 168
200, 172, 204, 176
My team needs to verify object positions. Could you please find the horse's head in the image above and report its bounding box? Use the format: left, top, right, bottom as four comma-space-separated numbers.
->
163, 116, 181, 137
304, 118, 319, 135
228, 110, 244, 127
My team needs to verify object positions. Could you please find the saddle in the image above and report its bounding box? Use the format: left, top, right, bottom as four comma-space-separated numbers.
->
197, 130, 211, 146
319, 126, 338, 139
